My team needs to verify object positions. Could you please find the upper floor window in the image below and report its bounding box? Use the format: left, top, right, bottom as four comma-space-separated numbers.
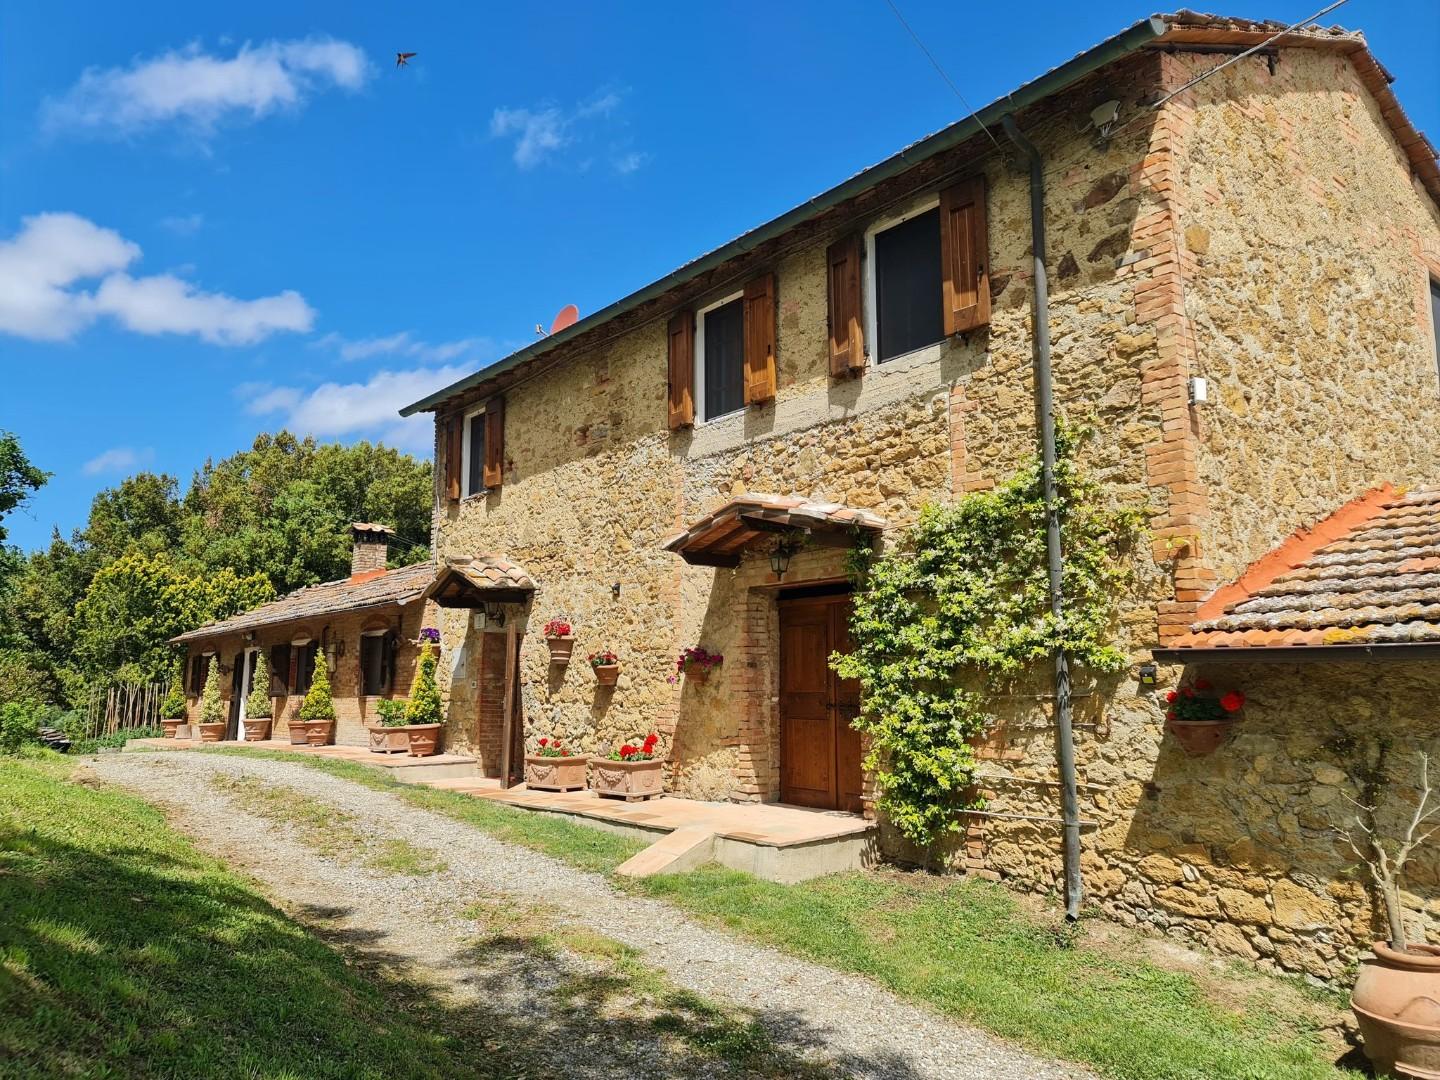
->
463, 407, 487, 497
697, 291, 745, 421
359, 631, 392, 696
1430, 276, 1440, 379
866, 200, 944, 363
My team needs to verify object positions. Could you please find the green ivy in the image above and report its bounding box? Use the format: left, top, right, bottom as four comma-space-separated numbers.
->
832, 426, 1142, 848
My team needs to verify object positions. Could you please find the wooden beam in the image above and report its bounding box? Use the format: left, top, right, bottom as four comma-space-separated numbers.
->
499, 623, 519, 790
680, 552, 742, 568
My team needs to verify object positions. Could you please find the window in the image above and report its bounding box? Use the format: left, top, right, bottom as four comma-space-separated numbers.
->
696, 292, 745, 421
293, 641, 318, 695
867, 201, 944, 363
1431, 277, 1440, 379
360, 631, 392, 696
463, 408, 487, 496
187, 653, 211, 696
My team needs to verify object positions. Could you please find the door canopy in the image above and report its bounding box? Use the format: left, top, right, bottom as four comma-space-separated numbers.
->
422, 555, 536, 608
663, 494, 886, 568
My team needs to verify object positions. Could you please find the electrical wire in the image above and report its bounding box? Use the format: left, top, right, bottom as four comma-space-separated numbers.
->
881, 0, 1005, 151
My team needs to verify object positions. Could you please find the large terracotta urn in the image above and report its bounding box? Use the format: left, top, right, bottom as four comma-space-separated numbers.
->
1353, 941, 1440, 1077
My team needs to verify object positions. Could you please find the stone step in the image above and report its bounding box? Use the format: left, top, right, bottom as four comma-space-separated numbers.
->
615, 826, 716, 878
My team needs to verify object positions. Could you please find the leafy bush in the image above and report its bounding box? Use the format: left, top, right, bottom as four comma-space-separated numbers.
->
161, 676, 187, 720
0, 702, 40, 753
298, 649, 335, 722
374, 698, 408, 727
70, 724, 164, 754
402, 643, 442, 726
200, 664, 224, 723
245, 653, 272, 720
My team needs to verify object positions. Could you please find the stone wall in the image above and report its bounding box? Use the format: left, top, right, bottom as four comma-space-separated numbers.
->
184, 602, 427, 746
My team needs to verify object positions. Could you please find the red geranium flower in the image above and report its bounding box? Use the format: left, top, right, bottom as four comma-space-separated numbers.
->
1166, 709, 1177, 720
1181, 687, 1194, 698
538, 737, 548, 747
1194, 679, 1212, 691
1219, 691, 1245, 713
1165, 690, 1178, 703
560, 748, 570, 756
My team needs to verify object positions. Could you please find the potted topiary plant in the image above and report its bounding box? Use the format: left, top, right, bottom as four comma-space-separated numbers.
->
524, 737, 589, 792
1348, 752, 1440, 1077
295, 649, 336, 746
242, 653, 273, 742
1163, 680, 1244, 755
669, 646, 722, 685
368, 698, 410, 754
196, 664, 226, 742
543, 618, 575, 665
588, 649, 620, 686
160, 676, 188, 739
590, 732, 663, 801
401, 638, 444, 757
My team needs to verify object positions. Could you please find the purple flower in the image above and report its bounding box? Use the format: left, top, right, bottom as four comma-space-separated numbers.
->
420, 627, 440, 644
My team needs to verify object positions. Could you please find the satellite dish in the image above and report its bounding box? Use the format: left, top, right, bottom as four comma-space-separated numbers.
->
550, 304, 579, 335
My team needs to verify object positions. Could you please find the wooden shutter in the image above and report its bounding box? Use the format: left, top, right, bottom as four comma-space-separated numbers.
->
269, 644, 291, 696
444, 415, 462, 502
483, 397, 505, 489
666, 310, 695, 429
826, 235, 865, 376
940, 175, 991, 335
742, 272, 777, 405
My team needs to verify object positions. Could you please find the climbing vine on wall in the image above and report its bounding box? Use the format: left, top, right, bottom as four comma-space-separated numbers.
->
832, 425, 1143, 847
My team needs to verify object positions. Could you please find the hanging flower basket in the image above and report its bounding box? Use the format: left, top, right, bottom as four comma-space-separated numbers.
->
669, 646, 722, 685
1164, 681, 1244, 755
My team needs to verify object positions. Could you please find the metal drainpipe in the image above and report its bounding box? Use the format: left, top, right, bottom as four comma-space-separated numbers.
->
1001, 111, 1082, 921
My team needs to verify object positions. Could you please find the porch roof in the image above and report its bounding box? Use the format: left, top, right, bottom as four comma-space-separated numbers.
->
1155, 485, 1440, 661
421, 555, 537, 607
663, 494, 886, 568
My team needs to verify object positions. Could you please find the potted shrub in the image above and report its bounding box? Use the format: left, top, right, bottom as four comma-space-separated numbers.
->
196, 665, 226, 742
401, 637, 444, 757
242, 653, 273, 742
1349, 752, 1440, 1077
1163, 680, 1243, 755
368, 698, 410, 754
590, 732, 663, 802
669, 646, 722, 685
295, 649, 336, 746
160, 676, 187, 739
589, 649, 620, 686
543, 618, 575, 664
524, 737, 589, 792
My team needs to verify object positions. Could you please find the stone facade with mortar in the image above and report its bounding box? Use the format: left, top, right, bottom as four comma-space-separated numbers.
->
421, 37, 1440, 982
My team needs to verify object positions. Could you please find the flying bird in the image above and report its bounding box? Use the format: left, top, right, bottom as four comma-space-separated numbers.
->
396, 52, 417, 68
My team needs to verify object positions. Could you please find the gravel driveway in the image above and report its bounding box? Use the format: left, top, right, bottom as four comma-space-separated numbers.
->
92, 750, 1094, 1080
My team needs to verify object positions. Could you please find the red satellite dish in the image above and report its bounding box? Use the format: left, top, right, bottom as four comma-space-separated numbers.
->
550, 304, 579, 335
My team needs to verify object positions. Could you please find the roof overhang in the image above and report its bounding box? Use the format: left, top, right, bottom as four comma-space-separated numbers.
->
1153, 642, 1440, 664
421, 556, 536, 608
664, 495, 885, 568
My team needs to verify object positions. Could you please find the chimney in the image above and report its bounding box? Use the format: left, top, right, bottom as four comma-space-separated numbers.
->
349, 523, 394, 581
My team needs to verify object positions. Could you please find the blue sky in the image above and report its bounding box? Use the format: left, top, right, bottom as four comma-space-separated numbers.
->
2, 1, 1437, 552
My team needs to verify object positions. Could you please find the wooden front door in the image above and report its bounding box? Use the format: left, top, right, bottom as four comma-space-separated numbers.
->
226, 653, 244, 741
779, 592, 863, 812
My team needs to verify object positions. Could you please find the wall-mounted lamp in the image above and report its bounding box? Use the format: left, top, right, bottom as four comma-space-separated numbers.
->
483, 601, 507, 626
769, 533, 805, 579
611, 582, 622, 599
1137, 662, 1158, 687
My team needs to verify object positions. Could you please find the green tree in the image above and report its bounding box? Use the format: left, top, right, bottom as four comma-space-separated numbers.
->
72, 552, 273, 684
199, 663, 223, 723
298, 649, 335, 722
403, 642, 443, 725
0, 431, 48, 546
161, 676, 187, 721
245, 652, 272, 720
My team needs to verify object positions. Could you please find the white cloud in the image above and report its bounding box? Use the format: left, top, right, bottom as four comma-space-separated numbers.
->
490, 88, 637, 171
244, 365, 470, 452
82, 446, 154, 476
0, 211, 314, 345
159, 212, 204, 235
315, 330, 486, 364
613, 150, 648, 175
43, 37, 371, 137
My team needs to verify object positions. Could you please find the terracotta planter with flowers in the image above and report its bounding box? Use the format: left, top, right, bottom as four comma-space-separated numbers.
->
297, 720, 334, 746
242, 719, 272, 742
543, 618, 575, 665
589, 650, 620, 686
406, 724, 443, 757
196, 722, 226, 743
591, 733, 663, 801
525, 739, 589, 791
670, 646, 722, 686
1164, 681, 1244, 755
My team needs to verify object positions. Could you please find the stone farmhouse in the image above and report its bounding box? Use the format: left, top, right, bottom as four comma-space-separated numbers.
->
180, 11, 1440, 982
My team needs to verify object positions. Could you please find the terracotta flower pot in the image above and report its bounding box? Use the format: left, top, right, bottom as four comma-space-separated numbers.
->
175, 723, 192, 740
295, 720, 334, 746
289, 721, 308, 745
1353, 941, 1440, 1077
161, 719, 184, 739
546, 636, 575, 664
682, 664, 711, 684
590, 758, 663, 802
525, 753, 590, 792
1166, 717, 1235, 755
406, 723, 443, 757
242, 718, 272, 742
368, 725, 409, 754
593, 663, 620, 686
196, 722, 226, 743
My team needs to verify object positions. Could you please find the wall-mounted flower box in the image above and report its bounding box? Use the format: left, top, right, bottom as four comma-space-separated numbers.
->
1164, 681, 1244, 755
543, 619, 574, 664
589, 650, 620, 686
671, 646, 722, 685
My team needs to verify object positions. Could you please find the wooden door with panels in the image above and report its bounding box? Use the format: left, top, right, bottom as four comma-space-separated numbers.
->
778, 590, 863, 813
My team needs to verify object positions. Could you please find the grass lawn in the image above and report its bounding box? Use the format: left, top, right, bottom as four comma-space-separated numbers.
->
197, 746, 1361, 1080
